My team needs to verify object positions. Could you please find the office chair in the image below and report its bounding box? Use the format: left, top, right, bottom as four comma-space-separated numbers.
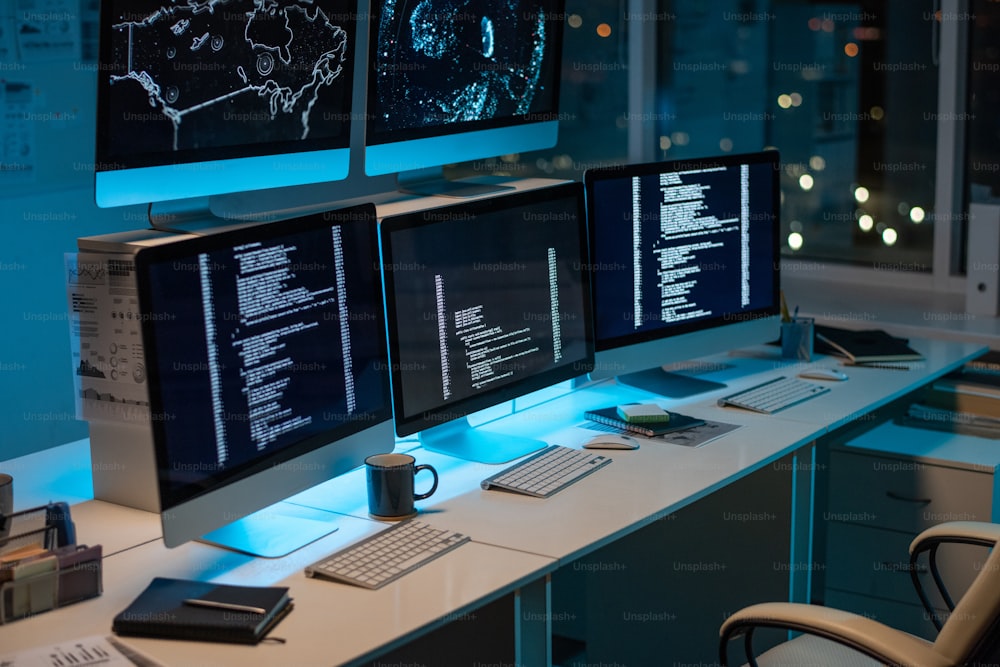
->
719, 521, 1000, 667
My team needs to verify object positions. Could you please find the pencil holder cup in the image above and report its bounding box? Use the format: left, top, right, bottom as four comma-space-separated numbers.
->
781, 317, 814, 362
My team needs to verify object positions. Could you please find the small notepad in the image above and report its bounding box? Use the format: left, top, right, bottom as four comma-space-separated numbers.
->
616, 403, 672, 424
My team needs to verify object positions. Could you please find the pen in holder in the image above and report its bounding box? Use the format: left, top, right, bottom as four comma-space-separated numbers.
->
781, 316, 814, 362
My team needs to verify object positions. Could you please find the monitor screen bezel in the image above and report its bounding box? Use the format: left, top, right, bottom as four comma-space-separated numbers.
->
93, 0, 360, 207
584, 150, 782, 355
379, 181, 594, 437
135, 203, 392, 513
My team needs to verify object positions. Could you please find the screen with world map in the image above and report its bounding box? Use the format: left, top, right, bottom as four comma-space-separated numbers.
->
94, 0, 358, 207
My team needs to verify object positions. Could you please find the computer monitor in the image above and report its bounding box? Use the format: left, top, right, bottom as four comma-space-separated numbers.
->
364, 0, 564, 195
585, 151, 782, 397
95, 1, 358, 211
380, 182, 593, 463
134, 204, 393, 557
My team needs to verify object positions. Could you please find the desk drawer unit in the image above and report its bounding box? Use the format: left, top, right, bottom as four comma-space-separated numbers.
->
823, 424, 999, 641
827, 450, 992, 533
825, 521, 982, 609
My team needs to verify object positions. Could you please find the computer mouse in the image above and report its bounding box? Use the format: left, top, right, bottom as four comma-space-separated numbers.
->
582, 434, 640, 450
798, 368, 849, 381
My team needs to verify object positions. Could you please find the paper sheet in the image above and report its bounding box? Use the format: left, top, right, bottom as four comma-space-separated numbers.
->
0, 80, 36, 184
15, 0, 80, 62
65, 252, 151, 423
0, 634, 164, 667
582, 417, 743, 448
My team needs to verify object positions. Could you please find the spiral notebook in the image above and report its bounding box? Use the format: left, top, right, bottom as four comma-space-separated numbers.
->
584, 406, 705, 437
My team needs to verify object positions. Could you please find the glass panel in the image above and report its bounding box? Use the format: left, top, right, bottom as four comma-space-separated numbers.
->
454, 0, 941, 273
449, 0, 630, 182
654, 0, 938, 268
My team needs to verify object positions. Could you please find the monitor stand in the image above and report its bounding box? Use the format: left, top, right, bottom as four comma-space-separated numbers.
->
197, 502, 340, 559
397, 167, 516, 198
147, 197, 246, 234
418, 417, 547, 464
616, 368, 727, 399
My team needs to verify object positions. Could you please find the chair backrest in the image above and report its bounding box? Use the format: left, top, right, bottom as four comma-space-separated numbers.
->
932, 542, 1000, 664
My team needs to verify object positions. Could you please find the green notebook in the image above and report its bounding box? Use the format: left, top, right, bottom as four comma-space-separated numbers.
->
112, 577, 293, 645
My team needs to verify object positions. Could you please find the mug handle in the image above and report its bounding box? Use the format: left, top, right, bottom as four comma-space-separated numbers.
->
413, 464, 439, 500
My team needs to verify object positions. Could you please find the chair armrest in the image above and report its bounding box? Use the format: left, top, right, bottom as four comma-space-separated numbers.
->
908, 521, 1000, 628
719, 602, 950, 667
910, 521, 1000, 555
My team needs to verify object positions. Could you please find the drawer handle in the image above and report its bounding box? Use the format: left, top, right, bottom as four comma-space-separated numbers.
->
885, 491, 932, 506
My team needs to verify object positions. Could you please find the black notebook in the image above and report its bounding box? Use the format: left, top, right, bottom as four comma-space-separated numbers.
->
112, 577, 293, 645
814, 325, 923, 364
584, 406, 705, 437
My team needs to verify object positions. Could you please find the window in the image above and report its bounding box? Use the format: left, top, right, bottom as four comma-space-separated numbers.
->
450, 0, 630, 181
765, 1, 938, 270
967, 0, 1000, 208
456, 0, 978, 279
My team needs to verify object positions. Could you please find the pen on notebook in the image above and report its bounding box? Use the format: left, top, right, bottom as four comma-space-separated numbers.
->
183, 598, 266, 615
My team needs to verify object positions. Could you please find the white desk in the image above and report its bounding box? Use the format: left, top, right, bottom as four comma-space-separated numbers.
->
0, 337, 985, 665
16, 519, 555, 666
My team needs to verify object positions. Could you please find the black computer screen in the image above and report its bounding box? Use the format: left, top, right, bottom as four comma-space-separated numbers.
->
586, 152, 781, 352
366, 0, 562, 145
136, 205, 390, 509
380, 183, 593, 436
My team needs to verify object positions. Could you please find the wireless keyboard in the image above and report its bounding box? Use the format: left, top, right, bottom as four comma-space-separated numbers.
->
480, 444, 611, 498
717, 376, 830, 414
304, 520, 469, 590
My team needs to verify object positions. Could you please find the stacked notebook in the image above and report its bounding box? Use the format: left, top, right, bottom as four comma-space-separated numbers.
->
962, 349, 1000, 376
814, 325, 924, 366
584, 405, 705, 437
899, 352, 1000, 438
925, 375, 1000, 417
